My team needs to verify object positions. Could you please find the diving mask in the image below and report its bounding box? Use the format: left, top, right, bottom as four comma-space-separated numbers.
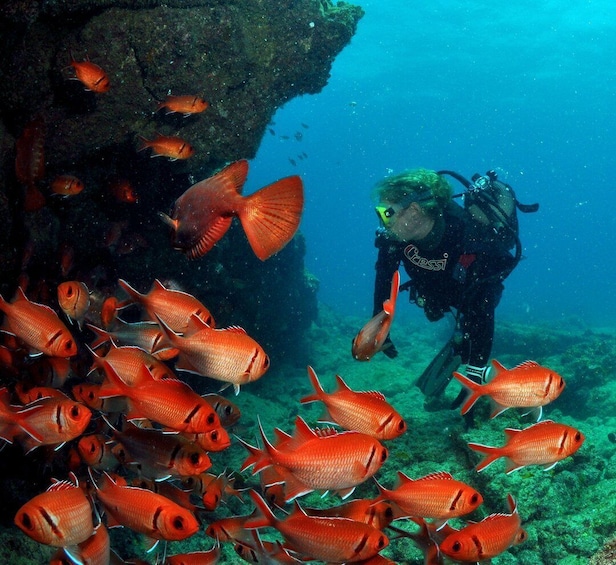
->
375, 205, 398, 227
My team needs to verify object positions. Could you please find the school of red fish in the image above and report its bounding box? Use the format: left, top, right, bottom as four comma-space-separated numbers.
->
3, 52, 586, 565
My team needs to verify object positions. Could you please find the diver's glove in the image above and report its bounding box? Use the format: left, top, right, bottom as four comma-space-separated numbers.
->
382, 335, 399, 359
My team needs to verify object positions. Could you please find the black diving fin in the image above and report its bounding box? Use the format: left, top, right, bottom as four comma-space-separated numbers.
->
415, 339, 462, 397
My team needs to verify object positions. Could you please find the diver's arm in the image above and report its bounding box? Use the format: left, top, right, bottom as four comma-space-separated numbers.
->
373, 229, 401, 315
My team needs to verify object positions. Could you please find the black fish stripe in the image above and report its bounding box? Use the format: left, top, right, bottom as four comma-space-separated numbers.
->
38, 506, 62, 537
152, 506, 163, 532
558, 429, 569, 453
450, 488, 463, 511
55, 403, 63, 432
544, 373, 553, 398
184, 404, 202, 425
472, 534, 484, 558
353, 533, 369, 556
45, 329, 64, 349
365, 446, 376, 473
168, 443, 182, 468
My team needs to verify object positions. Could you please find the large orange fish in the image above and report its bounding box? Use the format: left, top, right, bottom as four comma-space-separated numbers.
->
14, 476, 94, 547
57, 281, 90, 329
245, 490, 389, 563
300, 366, 406, 440
117, 278, 214, 332
240, 416, 388, 502
157, 94, 209, 116
439, 494, 527, 562
92, 473, 199, 543
98, 362, 220, 434
155, 314, 269, 394
372, 471, 483, 521
15, 395, 92, 453
51, 175, 84, 196
352, 270, 400, 361
159, 159, 304, 260
0, 288, 77, 358
139, 134, 194, 160
453, 359, 566, 420
467, 419, 585, 474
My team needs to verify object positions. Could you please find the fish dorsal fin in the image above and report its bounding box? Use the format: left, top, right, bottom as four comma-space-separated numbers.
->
360, 390, 387, 402
334, 374, 352, 392
13, 287, 29, 303
290, 416, 317, 446
503, 427, 522, 438
47, 479, 77, 493
512, 360, 540, 370
186, 313, 212, 333
417, 471, 454, 482
491, 359, 507, 373
220, 325, 247, 335
189, 216, 233, 259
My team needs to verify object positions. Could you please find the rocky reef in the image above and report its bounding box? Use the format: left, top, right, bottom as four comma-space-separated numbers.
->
0, 0, 363, 351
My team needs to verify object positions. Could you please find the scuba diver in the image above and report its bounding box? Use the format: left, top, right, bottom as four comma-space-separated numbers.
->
372, 167, 537, 401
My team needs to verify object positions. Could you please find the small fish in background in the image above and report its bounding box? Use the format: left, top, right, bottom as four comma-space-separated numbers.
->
288, 157, 297, 166
268, 127, 276, 135
51, 175, 84, 196
294, 131, 303, 141
14, 475, 94, 547
453, 359, 566, 420
352, 270, 400, 361
108, 177, 138, 203
279, 134, 290, 140
57, 281, 90, 329
157, 94, 209, 116
14, 117, 46, 212
58, 243, 75, 278
301, 122, 309, 128
159, 159, 303, 261
138, 134, 194, 160
439, 494, 527, 562
467, 419, 585, 474
68, 54, 110, 93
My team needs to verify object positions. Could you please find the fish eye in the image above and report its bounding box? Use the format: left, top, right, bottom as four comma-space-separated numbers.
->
210, 430, 219, 442
377, 535, 386, 549
65, 340, 74, 351
172, 516, 185, 530
70, 405, 81, 418
190, 452, 201, 465
380, 448, 388, 463
206, 413, 216, 425
66, 287, 74, 297
470, 493, 479, 504
574, 432, 582, 442
452, 541, 462, 552
19, 512, 34, 530
263, 355, 270, 369
397, 420, 406, 431
384, 505, 394, 519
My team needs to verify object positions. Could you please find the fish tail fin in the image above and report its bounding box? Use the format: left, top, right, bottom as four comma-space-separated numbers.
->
244, 490, 277, 530
86, 323, 113, 349
238, 176, 304, 260
452, 371, 483, 414
117, 279, 143, 305
137, 136, 151, 152
467, 442, 501, 472
158, 211, 179, 231
299, 365, 325, 404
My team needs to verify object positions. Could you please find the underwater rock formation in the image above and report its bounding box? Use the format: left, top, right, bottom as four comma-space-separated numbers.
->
0, 0, 362, 350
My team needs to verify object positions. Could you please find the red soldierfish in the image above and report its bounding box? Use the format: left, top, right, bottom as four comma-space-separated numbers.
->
372, 471, 483, 521
155, 314, 270, 395
439, 494, 527, 562
453, 359, 566, 420
14, 476, 94, 547
69, 56, 110, 92
352, 270, 400, 361
57, 281, 90, 330
117, 278, 215, 332
245, 490, 389, 563
467, 420, 585, 474
300, 366, 406, 440
0, 288, 77, 357
159, 159, 304, 260
157, 94, 209, 116
239, 416, 388, 502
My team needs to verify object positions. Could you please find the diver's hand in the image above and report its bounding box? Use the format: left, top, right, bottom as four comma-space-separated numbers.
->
382, 336, 399, 359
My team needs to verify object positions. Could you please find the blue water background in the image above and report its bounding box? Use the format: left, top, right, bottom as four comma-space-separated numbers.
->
247, 1, 616, 328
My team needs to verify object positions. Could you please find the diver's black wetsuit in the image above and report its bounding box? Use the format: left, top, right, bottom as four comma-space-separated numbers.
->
373, 202, 516, 367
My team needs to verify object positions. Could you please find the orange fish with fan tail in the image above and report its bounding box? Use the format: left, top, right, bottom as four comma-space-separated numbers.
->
372, 471, 483, 521
468, 419, 585, 474
117, 278, 214, 332
91, 472, 199, 543
98, 362, 220, 434
14, 475, 94, 547
440, 494, 527, 562
15, 117, 46, 211
138, 134, 194, 160
239, 416, 388, 502
69, 55, 110, 93
453, 359, 565, 420
157, 94, 209, 116
300, 366, 406, 440
352, 270, 399, 361
0, 288, 77, 358
159, 159, 303, 260
155, 314, 269, 395
51, 175, 84, 196
57, 281, 90, 329
245, 490, 389, 563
